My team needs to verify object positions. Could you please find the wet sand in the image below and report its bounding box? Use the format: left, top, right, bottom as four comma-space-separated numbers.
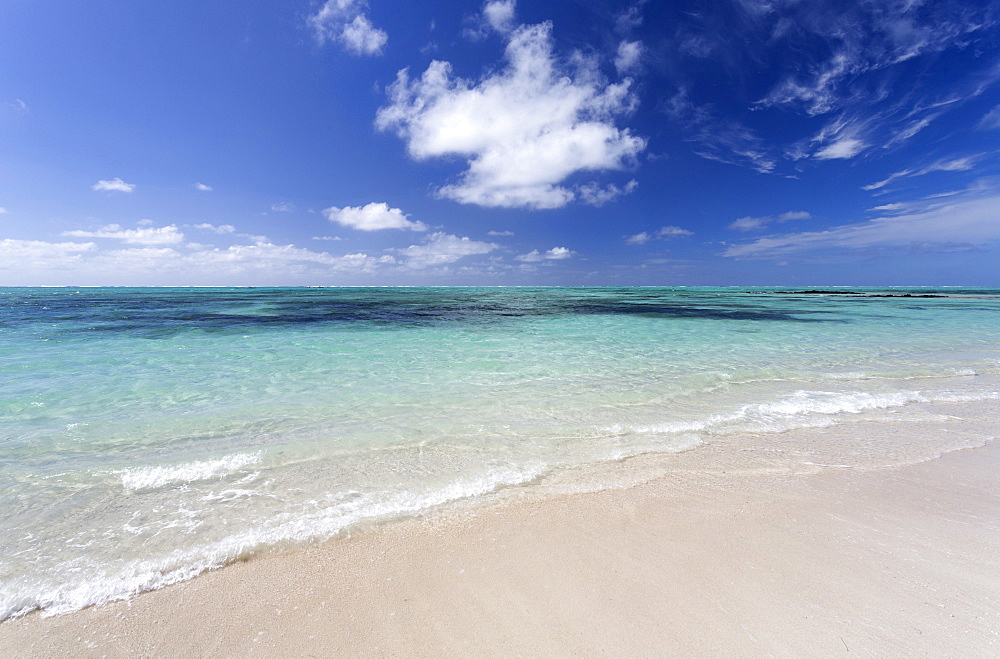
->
1, 439, 998, 657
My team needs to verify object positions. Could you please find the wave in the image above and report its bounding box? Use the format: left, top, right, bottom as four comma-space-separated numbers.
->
1, 461, 545, 621
618, 388, 1000, 438
116, 452, 262, 491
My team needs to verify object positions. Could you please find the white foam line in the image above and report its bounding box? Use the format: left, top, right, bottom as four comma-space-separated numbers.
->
117, 452, 262, 491
1, 462, 546, 621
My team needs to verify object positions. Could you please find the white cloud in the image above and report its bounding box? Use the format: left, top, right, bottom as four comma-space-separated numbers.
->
483, 0, 516, 34
755, 5, 990, 118
309, 0, 387, 56
341, 15, 387, 55
666, 89, 776, 174
487, 230, 514, 236
885, 115, 936, 147
92, 177, 135, 193
323, 202, 427, 232
193, 223, 235, 234
655, 225, 694, 238
614, 40, 643, 74
0, 239, 96, 268
194, 182, 213, 192
728, 211, 810, 232
862, 155, 980, 191
0, 207, 7, 214
814, 136, 865, 160
514, 247, 576, 263
758, 52, 853, 117
577, 180, 638, 207
723, 185, 1000, 258
376, 22, 645, 209
393, 232, 498, 268
979, 104, 1000, 130
311, 235, 343, 241
271, 202, 295, 212
0, 236, 404, 285
63, 224, 185, 245
625, 225, 693, 244
516, 246, 574, 262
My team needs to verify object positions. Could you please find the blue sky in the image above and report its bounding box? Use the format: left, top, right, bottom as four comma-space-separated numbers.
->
2, 0, 998, 286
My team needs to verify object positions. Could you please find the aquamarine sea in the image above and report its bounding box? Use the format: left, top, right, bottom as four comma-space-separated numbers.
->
2, 287, 999, 619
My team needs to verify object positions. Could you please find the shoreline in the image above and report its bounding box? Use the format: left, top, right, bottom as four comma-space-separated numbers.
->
2, 433, 997, 656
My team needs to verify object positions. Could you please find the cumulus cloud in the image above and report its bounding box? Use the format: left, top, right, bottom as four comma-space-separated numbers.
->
194, 182, 213, 191
516, 246, 574, 262
0, 234, 407, 285
0, 239, 95, 268
625, 225, 693, 244
614, 40, 642, 74
62, 224, 184, 245
728, 210, 810, 232
92, 178, 135, 193
323, 202, 427, 231
309, 0, 387, 55
393, 232, 498, 268
376, 22, 645, 209
723, 185, 1000, 258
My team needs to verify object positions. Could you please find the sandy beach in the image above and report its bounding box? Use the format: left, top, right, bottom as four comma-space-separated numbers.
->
2, 425, 997, 657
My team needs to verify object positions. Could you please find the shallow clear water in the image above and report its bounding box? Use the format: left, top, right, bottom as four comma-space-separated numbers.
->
2, 287, 999, 619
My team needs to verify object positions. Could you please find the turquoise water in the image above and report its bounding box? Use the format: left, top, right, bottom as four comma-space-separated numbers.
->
2, 287, 999, 618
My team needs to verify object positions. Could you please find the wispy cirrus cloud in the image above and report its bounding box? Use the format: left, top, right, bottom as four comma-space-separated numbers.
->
753, 2, 992, 117
728, 211, 810, 232
662, 1, 998, 173
376, 21, 645, 209
979, 104, 1000, 130
625, 225, 693, 245
724, 182, 1000, 259
862, 155, 982, 191
665, 90, 776, 173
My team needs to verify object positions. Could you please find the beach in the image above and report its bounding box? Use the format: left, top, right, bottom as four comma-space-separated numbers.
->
2, 287, 999, 654
2, 415, 998, 656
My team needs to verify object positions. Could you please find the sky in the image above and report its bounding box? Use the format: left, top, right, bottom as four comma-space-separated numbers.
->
1, 0, 999, 286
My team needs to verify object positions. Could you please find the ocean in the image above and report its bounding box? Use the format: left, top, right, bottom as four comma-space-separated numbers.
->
2, 286, 998, 620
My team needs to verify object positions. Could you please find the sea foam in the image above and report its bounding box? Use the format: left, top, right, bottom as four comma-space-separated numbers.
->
117, 452, 262, 491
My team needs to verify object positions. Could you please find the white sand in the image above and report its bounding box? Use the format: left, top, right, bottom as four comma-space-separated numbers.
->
2, 439, 998, 657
